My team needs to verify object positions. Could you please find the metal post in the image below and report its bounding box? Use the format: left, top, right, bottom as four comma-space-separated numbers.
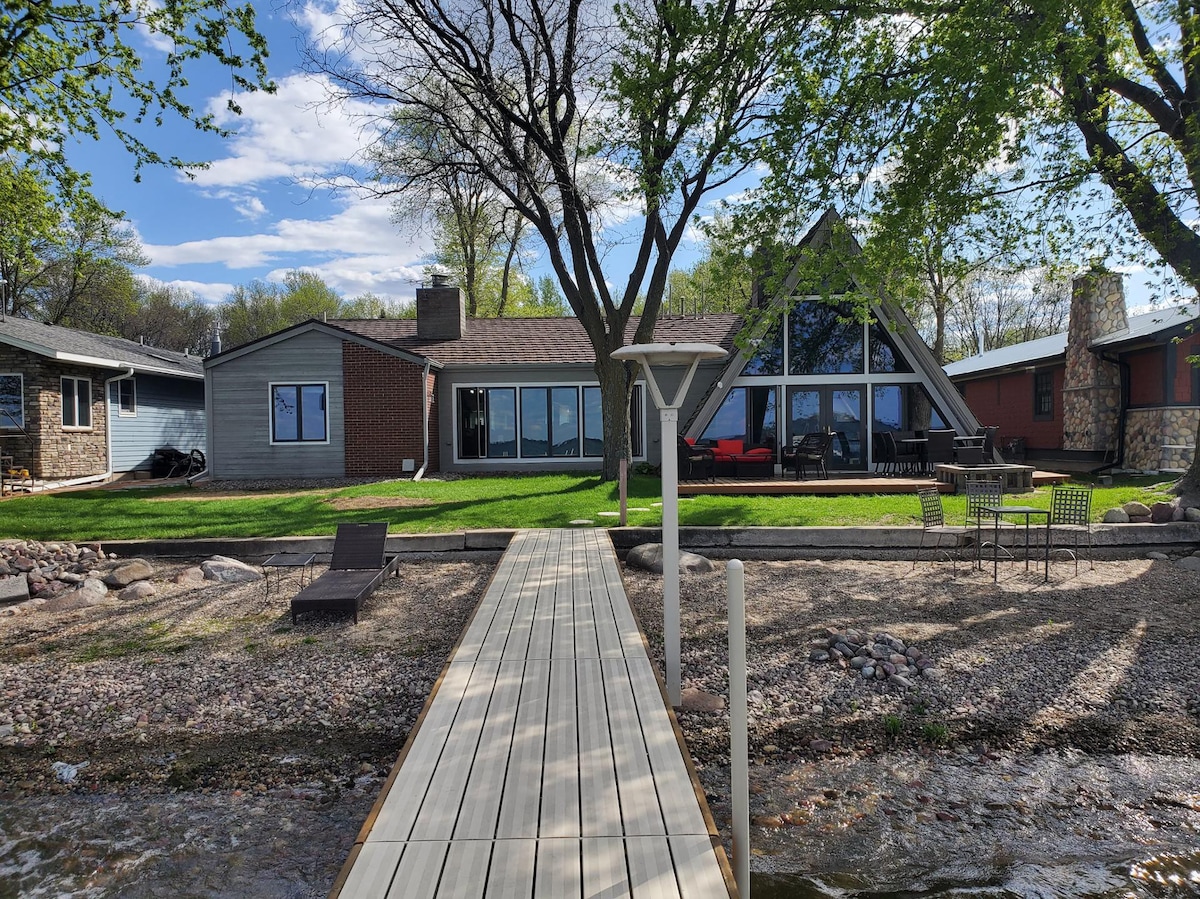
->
661, 408, 680, 708
619, 457, 628, 527
728, 559, 749, 898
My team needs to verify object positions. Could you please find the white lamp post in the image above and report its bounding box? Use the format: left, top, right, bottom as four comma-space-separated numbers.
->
611, 342, 727, 707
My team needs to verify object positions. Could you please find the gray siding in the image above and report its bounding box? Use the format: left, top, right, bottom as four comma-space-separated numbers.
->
207, 331, 346, 479
107, 375, 205, 473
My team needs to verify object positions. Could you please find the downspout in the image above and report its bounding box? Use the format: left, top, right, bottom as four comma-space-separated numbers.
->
103, 368, 135, 482
1091, 350, 1129, 474
414, 360, 432, 481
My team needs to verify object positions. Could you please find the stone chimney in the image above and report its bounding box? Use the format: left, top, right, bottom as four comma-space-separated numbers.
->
1061, 270, 1126, 452
416, 274, 466, 340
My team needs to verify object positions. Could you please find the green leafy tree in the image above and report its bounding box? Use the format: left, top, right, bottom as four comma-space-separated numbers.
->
312, 0, 784, 478
0, 0, 272, 188
121, 283, 218, 355
0, 162, 62, 317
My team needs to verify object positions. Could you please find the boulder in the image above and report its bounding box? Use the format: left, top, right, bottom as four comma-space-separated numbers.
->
77, 578, 109, 602
1151, 502, 1176, 524
0, 575, 30, 605
680, 688, 725, 713
1147, 551, 1170, 561
1123, 501, 1152, 517
624, 543, 716, 575
1178, 556, 1200, 573
201, 555, 262, 583
119, 581, 158, 601
1186, 507, 1200, 523
174, 566, 206, 585
103, 558, 154, 587
1103, 508, 1130, 523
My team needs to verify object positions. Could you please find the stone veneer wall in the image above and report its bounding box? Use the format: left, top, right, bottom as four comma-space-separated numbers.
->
1062, 271, 1126, 453
0, 346, 107, 480
1124, 407, 1198, 471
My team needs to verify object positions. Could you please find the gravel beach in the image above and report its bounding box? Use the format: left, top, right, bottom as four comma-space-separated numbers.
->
3, 549, 1200, 896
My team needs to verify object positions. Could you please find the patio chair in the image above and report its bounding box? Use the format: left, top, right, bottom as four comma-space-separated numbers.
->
290, 522, 400, 624
926, 429, 956, 472
884, 431, 923, 475
677, 436, 715, 482
914, 487, 972, 574
872, 432, 892, 474
786, 431, 833, 479
979, 425, 999, 463
1048, 484, 1094, 575
964, 477, 1015, 568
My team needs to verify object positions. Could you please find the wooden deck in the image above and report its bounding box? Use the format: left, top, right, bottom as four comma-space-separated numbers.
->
331, 528, 732, 899
679, 470, 1072, 496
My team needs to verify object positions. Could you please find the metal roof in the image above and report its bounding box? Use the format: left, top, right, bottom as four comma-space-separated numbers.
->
0, 315, 203, 379
942, 301, 1200, 379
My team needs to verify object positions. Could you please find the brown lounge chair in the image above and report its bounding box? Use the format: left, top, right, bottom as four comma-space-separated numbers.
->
290, 522, 399, 624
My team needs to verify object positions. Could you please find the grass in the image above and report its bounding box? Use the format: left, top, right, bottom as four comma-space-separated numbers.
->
0, 472, 1179, 542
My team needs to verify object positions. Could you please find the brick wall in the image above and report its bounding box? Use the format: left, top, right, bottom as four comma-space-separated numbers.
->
1173, 334, 1200, 403
0, 346, 107, 479
342, 344, 437, 476
962, 366, 1065, 451
1127, 346, 1164, 406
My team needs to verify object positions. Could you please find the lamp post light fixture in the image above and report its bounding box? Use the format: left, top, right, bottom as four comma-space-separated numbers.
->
611, 341, 727, 707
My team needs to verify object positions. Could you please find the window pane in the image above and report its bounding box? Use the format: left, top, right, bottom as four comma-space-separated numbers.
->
830, 389, 862, 467
119, 379, 136, 414
788, 301, 864, 374
743, 323, 783, 375
787, 389, 820, 444
869, 321, 912, 373
300, 386, 326, 440
702, 388, 747, 442
273, 386, 299, 441
873, 386, 902, 432
76, 382, 91, 427
583, 387, 603, 456
0, 375, 21, 429
748, 386, 777, 449
458, 388, 485, 458
630, 385, 643, 457
521, 387, 550, 457
62, 378, 75, 426
488, 388, 517, 458
550, 387, 579, 456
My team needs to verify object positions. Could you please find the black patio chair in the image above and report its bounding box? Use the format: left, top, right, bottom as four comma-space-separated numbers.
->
926, 429, 956, 471
914, 487, 972, 574
1048, 484, 1094, 575
678, 436, 715, 482
291, 522, 400, 624
787, 431, 833, 480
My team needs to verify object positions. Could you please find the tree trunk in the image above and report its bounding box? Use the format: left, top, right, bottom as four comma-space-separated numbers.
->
596, 354, 634, 482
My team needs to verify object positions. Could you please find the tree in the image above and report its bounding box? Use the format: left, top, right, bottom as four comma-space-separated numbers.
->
311, 0, 782, 478
0, 0, 272, 189
946, 268, 1070, 361
0, 162, 61, 317
121, 283, 219, 355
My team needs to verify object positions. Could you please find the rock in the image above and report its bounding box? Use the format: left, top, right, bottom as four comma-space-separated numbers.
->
1178, 557, 1200, 572
808, 739, 833, 753
849, 656, 867, 670
1123, 501, 1152, 517
174, 566, 206, 585
103, 558, 154, 587
1129, 515, 1152, 524
889, 674, 915, 689
1103, 508, 1131, 523
1151, 502, 1175, 524
809, 650, 830, 662
0, 575, 30, 605
1173, 504, 1187, 521
862, 666, 875, 679
1147, 551, 1171, 561
624, 543, 715, 575
680, 688, 725, 713
1186, 507, 1200, 523
119, 581, 158, 601
77, 578, 109, 602
201, 555, 263, 584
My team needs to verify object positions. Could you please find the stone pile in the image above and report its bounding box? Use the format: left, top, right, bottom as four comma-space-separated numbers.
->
1103, 498, 1200, 524
809, 627, 934, 690
0, 540, 158, 614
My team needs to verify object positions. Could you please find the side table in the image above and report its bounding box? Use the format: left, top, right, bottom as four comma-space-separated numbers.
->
262, 552, 316, 597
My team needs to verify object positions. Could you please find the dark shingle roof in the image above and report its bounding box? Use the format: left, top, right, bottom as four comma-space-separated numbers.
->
0, 316, 203, 378
332, 314, 744, 366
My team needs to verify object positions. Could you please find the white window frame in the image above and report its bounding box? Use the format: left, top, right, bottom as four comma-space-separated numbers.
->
269, 381, 330, 445
117, 378, 137, 417
0, 373, 23, 430
61, 376, 93, 430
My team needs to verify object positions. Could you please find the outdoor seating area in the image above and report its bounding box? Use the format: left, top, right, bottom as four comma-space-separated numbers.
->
290, 522, 401, 624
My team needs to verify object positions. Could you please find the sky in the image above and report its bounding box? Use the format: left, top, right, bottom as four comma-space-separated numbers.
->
64, 2, 1190, 317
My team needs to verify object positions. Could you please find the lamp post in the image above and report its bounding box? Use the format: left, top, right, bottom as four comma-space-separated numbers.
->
611, 342, 727, 707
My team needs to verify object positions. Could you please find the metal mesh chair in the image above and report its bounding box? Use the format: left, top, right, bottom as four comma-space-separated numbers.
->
1049, 484, 1094, 575
914, 487, 972, 573
964, 477, 1015, 566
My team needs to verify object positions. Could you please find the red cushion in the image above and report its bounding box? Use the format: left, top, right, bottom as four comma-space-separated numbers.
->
684, 437, 696, 446
746, 447, 773, 456
716, 439, 743, 454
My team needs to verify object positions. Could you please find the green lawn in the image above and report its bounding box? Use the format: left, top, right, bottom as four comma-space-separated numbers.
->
0, 473, 1179, 542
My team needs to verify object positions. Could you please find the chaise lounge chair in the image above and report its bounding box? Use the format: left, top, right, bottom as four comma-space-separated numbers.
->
290, 522, 399, 624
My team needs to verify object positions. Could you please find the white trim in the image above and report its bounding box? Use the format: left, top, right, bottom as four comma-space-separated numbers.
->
60, 375, 93, 430
268, 380, 331, 446
116, 378, 137, 417
450, 380, 647, 466
0, 372, 24, 430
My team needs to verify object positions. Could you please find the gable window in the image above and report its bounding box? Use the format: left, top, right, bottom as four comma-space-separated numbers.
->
0, 374, 23, 430
1033, 371, 1054, 420
61, 377, 92, 429
271, 383, 328, 443
788, 300, 864, 374
117, 379, 137, 416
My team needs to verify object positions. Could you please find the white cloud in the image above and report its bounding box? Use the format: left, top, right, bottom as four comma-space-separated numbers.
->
134, 276, 236, 305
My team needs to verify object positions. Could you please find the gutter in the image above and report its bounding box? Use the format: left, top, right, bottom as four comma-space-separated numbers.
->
103, 368, 135, 482
414, 360, 432, 480
1091, 349, 1130, 475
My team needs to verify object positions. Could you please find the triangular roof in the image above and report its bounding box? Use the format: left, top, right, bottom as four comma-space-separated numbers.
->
0, 315, 203, 379
686, 209, 980, 437
944, 301, 1200, 380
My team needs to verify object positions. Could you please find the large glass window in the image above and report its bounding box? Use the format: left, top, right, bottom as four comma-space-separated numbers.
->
788, 300, 863, 374
61, 377, 92, 429
0, 374, 23, 430
700, 386, 777, 449
869, 321, 913, 373
743, 323, 783, 375
272, 383, 327, 442
872, 385, 947, 433
462, 385, 640, 460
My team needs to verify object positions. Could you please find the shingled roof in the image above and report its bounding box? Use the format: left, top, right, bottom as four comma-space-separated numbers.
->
329, 314, 743, 366
0, 316, 203, 379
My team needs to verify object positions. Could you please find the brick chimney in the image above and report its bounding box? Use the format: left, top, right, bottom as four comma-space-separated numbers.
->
1061, 270, 1126, 452
416, 273, 466, 340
